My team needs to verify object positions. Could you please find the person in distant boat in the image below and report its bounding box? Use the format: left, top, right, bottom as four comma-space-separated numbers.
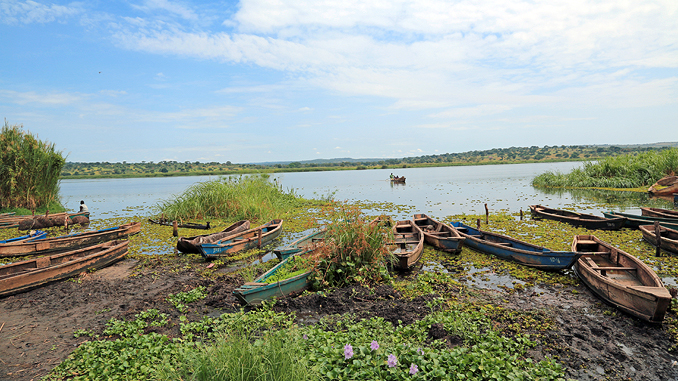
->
79, 200, 89, 213
390, 173, 394, 180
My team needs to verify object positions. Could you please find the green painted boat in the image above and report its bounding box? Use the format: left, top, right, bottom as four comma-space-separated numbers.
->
603, 211, 678, 230
274, 228, 326, 260
233, 249, 315, 305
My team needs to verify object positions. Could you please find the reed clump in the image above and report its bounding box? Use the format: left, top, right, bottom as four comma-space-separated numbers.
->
155, 174, 308, 221
0, 121, 66, 210
532, 148, 678, 188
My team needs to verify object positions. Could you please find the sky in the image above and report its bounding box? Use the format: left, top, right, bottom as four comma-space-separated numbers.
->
1, 0, 677, 164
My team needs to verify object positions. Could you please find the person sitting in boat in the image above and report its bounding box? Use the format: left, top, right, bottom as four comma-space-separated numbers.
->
79, 200, 88, 213
390, 173, 394, 180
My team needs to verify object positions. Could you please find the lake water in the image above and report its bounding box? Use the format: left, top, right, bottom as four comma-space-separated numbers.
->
59, 161, 669, 219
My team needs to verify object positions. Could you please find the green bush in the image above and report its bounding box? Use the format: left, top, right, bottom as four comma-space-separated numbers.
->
0, 121, 66, 210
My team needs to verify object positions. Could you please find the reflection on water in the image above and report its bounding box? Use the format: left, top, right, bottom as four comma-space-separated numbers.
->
536, 187, 674, 214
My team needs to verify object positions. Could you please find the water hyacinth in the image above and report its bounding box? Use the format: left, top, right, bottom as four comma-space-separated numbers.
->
370, 340, 379, 351
344, 344, 354, 360
387, 354, 398, 368
417, 347, 424, 355
409, 363, 419, 375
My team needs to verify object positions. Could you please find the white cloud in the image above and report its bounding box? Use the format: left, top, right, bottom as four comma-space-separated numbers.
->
0, 0, 82, 24
0, 89, 83, 105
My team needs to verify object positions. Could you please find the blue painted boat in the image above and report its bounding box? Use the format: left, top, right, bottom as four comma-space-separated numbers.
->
413, 214, 465, 253
233, 249, 315, 305
448, 222, 580, 271
199, 219, 283, 259
0, 230, 47, 244
273, 228, 326, 260
603, 211, 678, 230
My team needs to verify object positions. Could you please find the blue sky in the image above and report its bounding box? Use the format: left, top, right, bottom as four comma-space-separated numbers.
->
1, 0, 677, 163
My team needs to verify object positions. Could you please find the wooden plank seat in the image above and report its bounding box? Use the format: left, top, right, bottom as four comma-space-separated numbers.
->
577, 240, 598, 245
495, 242, 512, 246
588, 267, 637, 271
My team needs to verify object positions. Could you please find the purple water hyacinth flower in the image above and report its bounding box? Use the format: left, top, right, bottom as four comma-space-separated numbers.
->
417, 347, 424, 355
409, 363, 419, 375
371, 340, 379, 351
344, 344, 354, 360
387, 354, 398, 368
303, 334, 308, 340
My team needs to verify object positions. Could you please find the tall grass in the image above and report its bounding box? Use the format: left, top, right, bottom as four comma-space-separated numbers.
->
159, 329, 318, 381
155, 174, 307, 221
0, 121, 66, 210
532, 148, 678, 188
311, 204, 395, 289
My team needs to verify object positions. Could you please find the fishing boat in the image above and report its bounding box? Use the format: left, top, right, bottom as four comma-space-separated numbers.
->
0, 221, 140, 258
572, 235, 671, 323
199, 219, 284, 259
412, 214, 465, 253
233, 247, 318, 305
639, 224, 678, 255
390, 176, 406, 183
529, 204, 625, 230
603, 211, 678, 230
0, 230, 47, 244
0, 240, 129, 298
648, 176, 678, 197
448, 221, 580, 271
641, 207, 678, 220
176, 220, 250, 254
0, 211, 90, 230
388, 220, 424, 270
274, 228, 326, 260
149, 218, 212, 230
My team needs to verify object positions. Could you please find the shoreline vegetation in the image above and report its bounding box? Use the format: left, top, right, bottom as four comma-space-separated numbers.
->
61, 144, 678, 181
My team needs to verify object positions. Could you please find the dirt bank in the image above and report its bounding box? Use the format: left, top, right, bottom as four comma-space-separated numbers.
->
1, 257, 678, 381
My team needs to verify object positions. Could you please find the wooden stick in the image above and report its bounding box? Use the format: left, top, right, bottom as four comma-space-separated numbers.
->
476, 218, 481, 230
520, 208, 523, 220
655, 221, 662, 257
484, 203, 489, 224
173, 221, 178, 237
0, 322, 5, 333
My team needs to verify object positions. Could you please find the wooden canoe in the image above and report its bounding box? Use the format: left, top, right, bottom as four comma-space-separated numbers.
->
0, 211, 90, 230
388, 220, 424, 270
412, 214, 465, 253
648, 176, 678, 197
199, 219, 284, 259
639, 224, 678, 255
572, 235, 671, 323
390, 176, 406, 183
529, 204, 624, 230
233, 248, 317, 305
0, 230, 47, 244
0, 221, 140, 258
149, 218, 212, 230
641, 207, 678, 220
449, 221, 580, 271
0, 240, 129, 298
274, 228, 326, 260
603, 211, 678, 230
176, 220, 250, 254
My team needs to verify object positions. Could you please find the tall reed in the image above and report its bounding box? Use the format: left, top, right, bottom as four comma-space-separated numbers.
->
0, 121, 66, 210
155, 174, 307, 221
532, 148, 678, 188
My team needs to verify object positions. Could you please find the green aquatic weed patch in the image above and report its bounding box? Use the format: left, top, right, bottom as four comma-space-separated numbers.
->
167, 286, 208, 313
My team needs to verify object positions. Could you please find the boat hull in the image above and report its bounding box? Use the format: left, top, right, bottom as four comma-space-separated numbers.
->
233, 253, 312, 305
530, 204, 624, 230
413, 214, 464, 253
274, 229, 326, 260
572, 235, 671, 323
449, 222, 579, 271
199, 219, 283, 259
0, 240, 129, 297
641, 207, 678, 220
388, 220, 424, 270
603, 211, 678, 230
177, 220, 250, 254
639, 225, 678, 254
0, 222, 140, 257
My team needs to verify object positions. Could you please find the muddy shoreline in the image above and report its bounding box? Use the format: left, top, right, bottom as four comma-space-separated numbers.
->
2, 256, 678, 381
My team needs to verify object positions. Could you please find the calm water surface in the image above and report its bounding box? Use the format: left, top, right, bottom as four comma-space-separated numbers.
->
60, 161, 669, 219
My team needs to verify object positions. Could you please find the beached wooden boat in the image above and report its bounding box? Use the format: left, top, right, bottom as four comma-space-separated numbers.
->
0, 230, 47, 244
0, 240, 129, 298
603, 211, 678, 230
0, 221, 140, 258
233, 248, 317, 305
529, 204, 624, 230
648, 176, 678, 197
572, 235, 671, 323
449, 221, 580, 270
0, 211, 90, 230
387, 220, 424, 270
412, 214, 465, 254
641, 207, 678, 220
176, 220, 250, 254
274, 228, 326, 260
390, 176, 406, 183
639, 224, 678, 255
199, 219, 284, 259
149, 218, 212, 230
